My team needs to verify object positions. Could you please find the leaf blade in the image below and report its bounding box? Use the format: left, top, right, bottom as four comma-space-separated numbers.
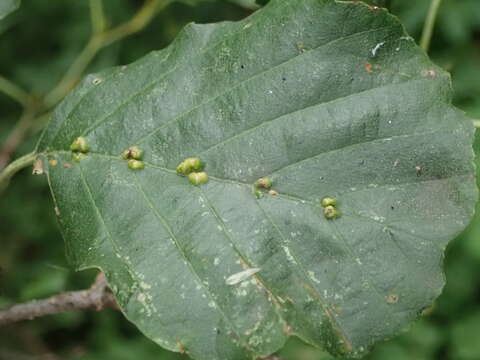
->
39, 0, 478, 359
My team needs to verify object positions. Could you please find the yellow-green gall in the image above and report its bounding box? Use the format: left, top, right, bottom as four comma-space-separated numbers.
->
70, 137, 89, 153
188, 172, 209, 186
176, 162, 188, 174
176, 157, 204, 174
323, 205, 340, 219
254, 190, 264, 199
255, 177, 273, 189
128, 159, 145, 170
72, 152, 87, 162
321, 197, 337, 207
122, 146, 144, 160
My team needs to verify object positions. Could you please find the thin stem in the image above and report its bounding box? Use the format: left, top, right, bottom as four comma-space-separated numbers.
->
44, 37, 102, 108
420, 0, 443, 52
100, 0, 166, 47
90, 0, 106, 34
44, 0, 166, 108
0, 273, 118, 326
0, 75, 32, 106
0, 151, 36, 193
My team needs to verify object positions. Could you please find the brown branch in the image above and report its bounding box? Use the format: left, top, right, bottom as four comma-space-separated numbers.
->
0, 273, 119, 326
0, 273, 287, 359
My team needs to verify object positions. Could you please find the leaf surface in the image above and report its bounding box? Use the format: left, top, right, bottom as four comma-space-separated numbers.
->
37, 0, 477, 358
0, 0, 20, 20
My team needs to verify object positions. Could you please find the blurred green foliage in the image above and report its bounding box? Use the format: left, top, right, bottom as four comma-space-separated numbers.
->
0, 1, 479, 359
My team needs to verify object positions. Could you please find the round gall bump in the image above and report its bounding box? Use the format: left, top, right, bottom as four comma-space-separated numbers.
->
176, 157, 204, 174
321, 197, 337, 208
176, 162, 188, 174
70, 137, 89, 153
323, 205, 339, 220
184, 157, 204, 172
122, 146, 144, 160
188, 172, 209, 186
128, 159, 145, 170
255, 177, 273, 189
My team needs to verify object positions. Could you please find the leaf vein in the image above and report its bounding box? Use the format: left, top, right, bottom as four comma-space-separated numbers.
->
130, 172, 254, 352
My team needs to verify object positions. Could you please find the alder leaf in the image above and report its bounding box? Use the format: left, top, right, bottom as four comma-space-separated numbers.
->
37, 0, 477, 358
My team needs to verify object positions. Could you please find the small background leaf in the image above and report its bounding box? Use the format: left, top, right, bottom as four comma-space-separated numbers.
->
0, 0, 20, 20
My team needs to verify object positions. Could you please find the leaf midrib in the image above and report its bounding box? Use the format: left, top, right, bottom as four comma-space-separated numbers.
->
45, 123, 463, 201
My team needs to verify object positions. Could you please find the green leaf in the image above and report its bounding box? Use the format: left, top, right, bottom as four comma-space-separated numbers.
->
37, 0, 477, 358
0, 0, 20, 20
179, 0, 261, 10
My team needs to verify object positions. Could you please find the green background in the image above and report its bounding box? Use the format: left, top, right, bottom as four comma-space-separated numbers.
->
1, 1, 479, 359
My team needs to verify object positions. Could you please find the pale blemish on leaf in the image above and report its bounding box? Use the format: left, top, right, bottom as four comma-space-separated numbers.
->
386, 293, 399, 304
92, 77, 103, 85
371, 41, 385, 57
282, 246, 296, 264
32, 158, 44, 175
226, 268, 261, 285
308, 271, 321, 284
